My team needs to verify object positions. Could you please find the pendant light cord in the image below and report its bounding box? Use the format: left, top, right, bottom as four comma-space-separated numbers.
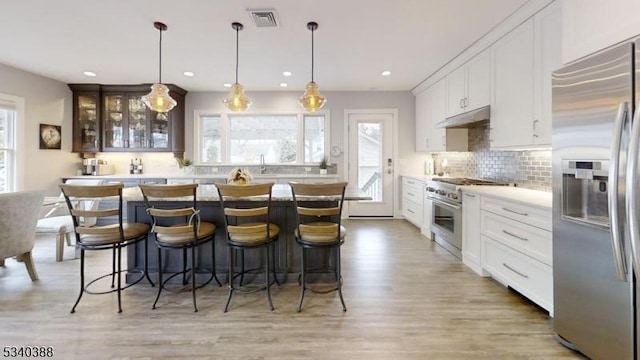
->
311, 27, 315, 83
158, 27, 163, 84
235, 26, 239, 84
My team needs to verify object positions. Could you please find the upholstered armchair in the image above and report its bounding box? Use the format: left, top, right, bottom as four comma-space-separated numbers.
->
36, 179, 103, 261
0, 190, 45, 281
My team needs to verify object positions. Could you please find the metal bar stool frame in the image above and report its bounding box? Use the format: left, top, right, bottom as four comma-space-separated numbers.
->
216, 182, 280, 312
290, 181, 348, 312
140, 183, 220, 313
60, 183, 153, 314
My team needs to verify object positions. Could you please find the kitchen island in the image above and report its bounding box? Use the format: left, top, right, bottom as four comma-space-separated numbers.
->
124, 184, 368, 283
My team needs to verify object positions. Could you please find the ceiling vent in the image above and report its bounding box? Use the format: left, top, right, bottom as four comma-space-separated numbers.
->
247, 9, 279, 28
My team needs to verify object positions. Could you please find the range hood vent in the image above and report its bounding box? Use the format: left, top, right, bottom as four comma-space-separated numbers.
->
435, 105, 490, 129
247, 9, 279, 28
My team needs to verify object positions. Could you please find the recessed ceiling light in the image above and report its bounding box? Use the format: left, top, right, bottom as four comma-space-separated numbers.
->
282, 71, 292, 77
83, 71, 97, 77
183, 71, 194, 77
381, 70, 391, 76
280, 83, 288, 87
223, 83, 232, 88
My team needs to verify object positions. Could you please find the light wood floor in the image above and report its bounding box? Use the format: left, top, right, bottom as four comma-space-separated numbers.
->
0, 219, 584, 360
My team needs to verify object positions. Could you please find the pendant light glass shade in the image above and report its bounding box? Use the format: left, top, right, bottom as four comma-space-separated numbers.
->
224, 22, 252, 112
142, 22, 177, 115
223, 83, 252, 112
299, 22, 326, 112
299, 82, 326, 112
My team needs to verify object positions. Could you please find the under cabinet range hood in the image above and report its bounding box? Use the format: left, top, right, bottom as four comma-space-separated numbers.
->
435, 105, 490, 129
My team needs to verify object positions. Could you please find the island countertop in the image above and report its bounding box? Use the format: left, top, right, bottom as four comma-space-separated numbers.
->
122, 183, 370, 201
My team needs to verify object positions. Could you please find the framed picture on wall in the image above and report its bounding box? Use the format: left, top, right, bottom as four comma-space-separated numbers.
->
39, 124, 61, 150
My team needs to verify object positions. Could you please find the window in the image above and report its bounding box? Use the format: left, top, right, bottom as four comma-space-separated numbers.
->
196, 112, 328, 165
0, 103, 16, 193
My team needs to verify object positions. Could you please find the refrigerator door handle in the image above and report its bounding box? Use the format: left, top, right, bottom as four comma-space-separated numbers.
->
626, 102, 640, 277
609, 101, 629, 280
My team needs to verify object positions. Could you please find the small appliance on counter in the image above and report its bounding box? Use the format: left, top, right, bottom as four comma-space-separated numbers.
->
81, 159, 114, 176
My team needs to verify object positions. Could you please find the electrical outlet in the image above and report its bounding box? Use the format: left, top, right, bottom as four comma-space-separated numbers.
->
211, 167, 218, 173
305, 167, 312, 172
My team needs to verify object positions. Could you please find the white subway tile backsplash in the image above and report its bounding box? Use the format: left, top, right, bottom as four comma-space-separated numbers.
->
431, 127, 551, 191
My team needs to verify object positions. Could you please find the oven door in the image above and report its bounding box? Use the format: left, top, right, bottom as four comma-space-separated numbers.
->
428, 196, 463, 258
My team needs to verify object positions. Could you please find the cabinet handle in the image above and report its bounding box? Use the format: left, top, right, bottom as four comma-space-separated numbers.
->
425, 138, 429, 148
502, 207, 528, 216
502, 229, 528, 241
503, 263, 529, 279
407, 209, 415, 214
407, 180, 415, 185
464, 97, 468, 108
459, 98, 464, 109
442, 135, 446, 146
408, 192, 415, 197
465, 193, 476, 198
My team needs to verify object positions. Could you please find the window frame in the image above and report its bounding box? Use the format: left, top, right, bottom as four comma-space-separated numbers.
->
194, 110, 330, 165
0, 93, 23, 193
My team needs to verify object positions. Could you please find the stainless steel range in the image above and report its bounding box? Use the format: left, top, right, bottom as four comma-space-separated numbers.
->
425, 178, 511, 258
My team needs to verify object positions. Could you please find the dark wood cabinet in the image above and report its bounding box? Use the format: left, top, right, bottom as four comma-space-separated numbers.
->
69, 84, 101, 153
69, 84, 187, 156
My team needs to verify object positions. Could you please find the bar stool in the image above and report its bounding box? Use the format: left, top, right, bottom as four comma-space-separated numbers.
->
139, 183, 220, 312
59, 183, 153, 313
289, 181, 348, 312
216, 183, 280, 312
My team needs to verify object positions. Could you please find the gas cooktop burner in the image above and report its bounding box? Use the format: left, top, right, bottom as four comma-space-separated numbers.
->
431, 178, 509, 186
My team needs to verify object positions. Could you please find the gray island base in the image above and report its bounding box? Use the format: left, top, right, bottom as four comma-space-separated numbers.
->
124, 184, 368, 284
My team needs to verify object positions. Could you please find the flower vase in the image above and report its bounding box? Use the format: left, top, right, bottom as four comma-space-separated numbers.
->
182, 166, 193, 175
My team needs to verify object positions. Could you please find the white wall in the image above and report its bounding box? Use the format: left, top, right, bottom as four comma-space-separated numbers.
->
185, 90, 422, 180
186, 91, 420, 216
562, 0, 640, 63
0, 63, 76, 194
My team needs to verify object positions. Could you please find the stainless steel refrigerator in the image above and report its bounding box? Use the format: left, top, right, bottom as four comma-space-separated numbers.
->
552, 39, 640, 359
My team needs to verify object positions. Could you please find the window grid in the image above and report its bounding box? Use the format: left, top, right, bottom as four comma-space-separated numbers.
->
195, 111, 328, 165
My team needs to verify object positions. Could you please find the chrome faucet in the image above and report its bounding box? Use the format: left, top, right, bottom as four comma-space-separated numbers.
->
259, 154, 266, 174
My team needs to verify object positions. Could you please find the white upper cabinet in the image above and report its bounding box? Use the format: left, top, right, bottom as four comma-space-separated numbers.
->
446, 49, 491, 117
562, 0, 640, 64
415, 89, 430, 152
415, 79, 467, 152
491, 2, 561, 149
533, 1, 562, 146
491, 18, 535, 148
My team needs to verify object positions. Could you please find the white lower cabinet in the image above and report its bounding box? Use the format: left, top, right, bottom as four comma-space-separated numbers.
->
483, 236, 553, 315
402, 177, 424, 228
462, 192, 553, 315
422, 188, 432, 239
461, 191, 487, 276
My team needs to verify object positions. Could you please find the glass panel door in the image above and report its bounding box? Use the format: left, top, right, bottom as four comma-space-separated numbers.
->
150, 111, 169, 149
78, 94, 98, 150
128, 96, 147, 149
103, 94, 124, 149
347, 111, 394, 217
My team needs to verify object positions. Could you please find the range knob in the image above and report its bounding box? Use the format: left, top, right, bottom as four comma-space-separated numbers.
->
449, 193, 459, 200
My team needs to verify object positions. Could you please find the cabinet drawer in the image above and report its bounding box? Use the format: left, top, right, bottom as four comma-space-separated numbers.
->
481, 211, 552, 265
481, 196, 551, 231
402, 177, 423, 203
403, 198, 423, 227
483, 236, 553, 313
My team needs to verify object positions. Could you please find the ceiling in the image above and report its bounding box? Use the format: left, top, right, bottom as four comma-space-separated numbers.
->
0, 0, 530, 92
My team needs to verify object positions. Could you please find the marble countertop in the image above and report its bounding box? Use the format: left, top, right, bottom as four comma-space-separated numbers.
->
67, 174, 340, 180
123, 183, 369, 202
460, 186, 552, 209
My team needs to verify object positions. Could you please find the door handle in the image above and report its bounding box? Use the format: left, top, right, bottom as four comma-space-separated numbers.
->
626, 103, 640, 279
610, 102, 629, 280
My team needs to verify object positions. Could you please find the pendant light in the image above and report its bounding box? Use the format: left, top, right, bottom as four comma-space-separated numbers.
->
142, 21, 177, 118
299, 21, 326, 112
223, 22, 252, 112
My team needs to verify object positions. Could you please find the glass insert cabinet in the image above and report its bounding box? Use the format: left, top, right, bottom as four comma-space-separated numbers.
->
69, 84, 187, 156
